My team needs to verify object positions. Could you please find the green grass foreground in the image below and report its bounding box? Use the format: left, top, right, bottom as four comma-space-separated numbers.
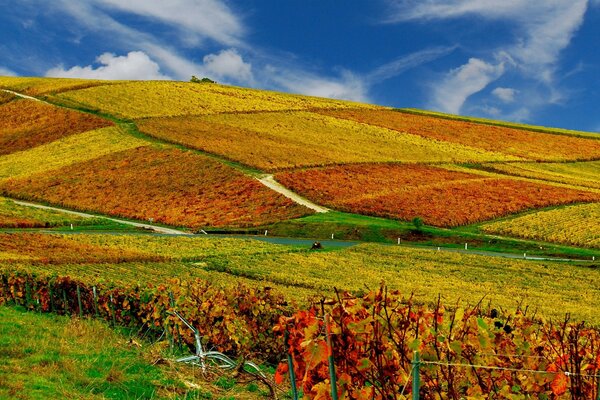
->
0, 306, 274, 400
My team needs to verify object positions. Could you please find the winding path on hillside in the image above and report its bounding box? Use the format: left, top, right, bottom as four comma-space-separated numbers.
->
257, 174, 329, 213
12, 200, 188, 235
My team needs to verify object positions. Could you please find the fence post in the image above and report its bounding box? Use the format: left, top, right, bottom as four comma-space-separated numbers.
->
412, 351, 420, 400
109, 294, 117, 327
285, 330, 299, 400
76, 285, 83, 318
92, 286, 98, 317
325, 313, 339, 400
48, 283, 54, 313
62, 289, 68, 315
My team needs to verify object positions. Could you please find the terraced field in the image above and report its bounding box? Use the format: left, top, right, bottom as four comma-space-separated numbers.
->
483, 203, 600, 248
139, 111, 516, 170
51, 80, 378, 119
0, 99, 112, 155
0, 146, 312, 228
276, 163, 600, 226
484, 161, 600, 190
318, 109, 600, 161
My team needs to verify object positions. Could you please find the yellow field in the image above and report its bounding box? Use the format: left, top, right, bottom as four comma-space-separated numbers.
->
0, 76, 111, 95
3, 235, 597, 322
483, 203, 600, 248
0, 126, 147, 180
484, 161, 600, 190
53, 81, 379, 119
139, 111, 518, 170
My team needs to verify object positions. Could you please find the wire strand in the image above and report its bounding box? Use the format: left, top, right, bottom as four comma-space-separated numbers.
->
420, 360, 600, 378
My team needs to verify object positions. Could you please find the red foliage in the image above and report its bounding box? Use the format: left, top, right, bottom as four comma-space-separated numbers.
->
0, 146, 312, 228
0, 99, 112, 155
275, 287, 600, 399
276, 163, 600, 226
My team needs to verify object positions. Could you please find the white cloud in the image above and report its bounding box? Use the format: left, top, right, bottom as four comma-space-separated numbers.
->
46, 51, 170, 80
492, 87, 517, 103
366, 46, 456, 83
386, 0, 591, 118
92, 0, 244, 46
203, 49, 253, 83
0, 67, 17, 76
431, 58, 505, 114
265, 66, 369, 102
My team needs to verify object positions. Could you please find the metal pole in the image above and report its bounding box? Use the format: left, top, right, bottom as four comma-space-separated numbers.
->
285, 331, 299, 400
92, 286, 98, 317
325, 313, 339, 400
412, 351, 420, 400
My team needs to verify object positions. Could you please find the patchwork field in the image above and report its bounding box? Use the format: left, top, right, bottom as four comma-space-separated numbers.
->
1, 233, 597, 323
139, 111, 516, 170
483, 203, 600, 248
276, 163, 600, 226
0, 99, 112, 155
0, 146, 312, 228
0, 126, 147, 180
318, 109, 600, 161
484, 161, 600, 190
51, 80, 378, 119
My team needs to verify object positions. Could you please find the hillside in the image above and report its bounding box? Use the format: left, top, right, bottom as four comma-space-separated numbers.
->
1, 76, 600, 399
0, 76, 598, 248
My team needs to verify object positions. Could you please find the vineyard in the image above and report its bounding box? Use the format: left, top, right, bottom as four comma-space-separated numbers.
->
0, 233, 597, 323
318, 109, 600, 161
483, 203, 600, 248
0, 146, 312, 228
0, 98, 112, 155
0, 126, 147, 180
276, 163, 600, 226
484, 161, 600, 190
139, 112, 514, 171
0, 76, 599, 399
50, 80, 377, 119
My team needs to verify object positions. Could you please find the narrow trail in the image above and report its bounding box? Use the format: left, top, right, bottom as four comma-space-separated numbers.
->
12, 200, 188, 235
257, 175, 329, 213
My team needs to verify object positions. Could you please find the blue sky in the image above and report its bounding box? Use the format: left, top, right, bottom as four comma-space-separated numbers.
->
1, 0, 599, 132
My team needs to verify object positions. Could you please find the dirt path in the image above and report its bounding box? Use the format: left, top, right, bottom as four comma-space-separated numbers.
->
12, 200, 188, 235
257, 175, 329, 213
1, 89, 51, 104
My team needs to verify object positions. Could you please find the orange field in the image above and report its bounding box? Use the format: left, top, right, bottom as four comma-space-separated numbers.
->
0, 233, 161, 264
0, 91, 14, 105
0, 99, 112, 155
318, 109, 600, 161
0, 76, 112, 96
275, 164, 600, 226
0, 146, 312, 228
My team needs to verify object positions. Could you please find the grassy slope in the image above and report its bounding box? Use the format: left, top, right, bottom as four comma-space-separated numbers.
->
0, 305, 275, 400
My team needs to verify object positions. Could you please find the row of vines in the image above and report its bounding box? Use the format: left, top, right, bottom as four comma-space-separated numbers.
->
2, 268, 599, 399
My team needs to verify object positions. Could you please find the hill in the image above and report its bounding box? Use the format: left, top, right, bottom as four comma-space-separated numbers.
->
0, 76, 598, 248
